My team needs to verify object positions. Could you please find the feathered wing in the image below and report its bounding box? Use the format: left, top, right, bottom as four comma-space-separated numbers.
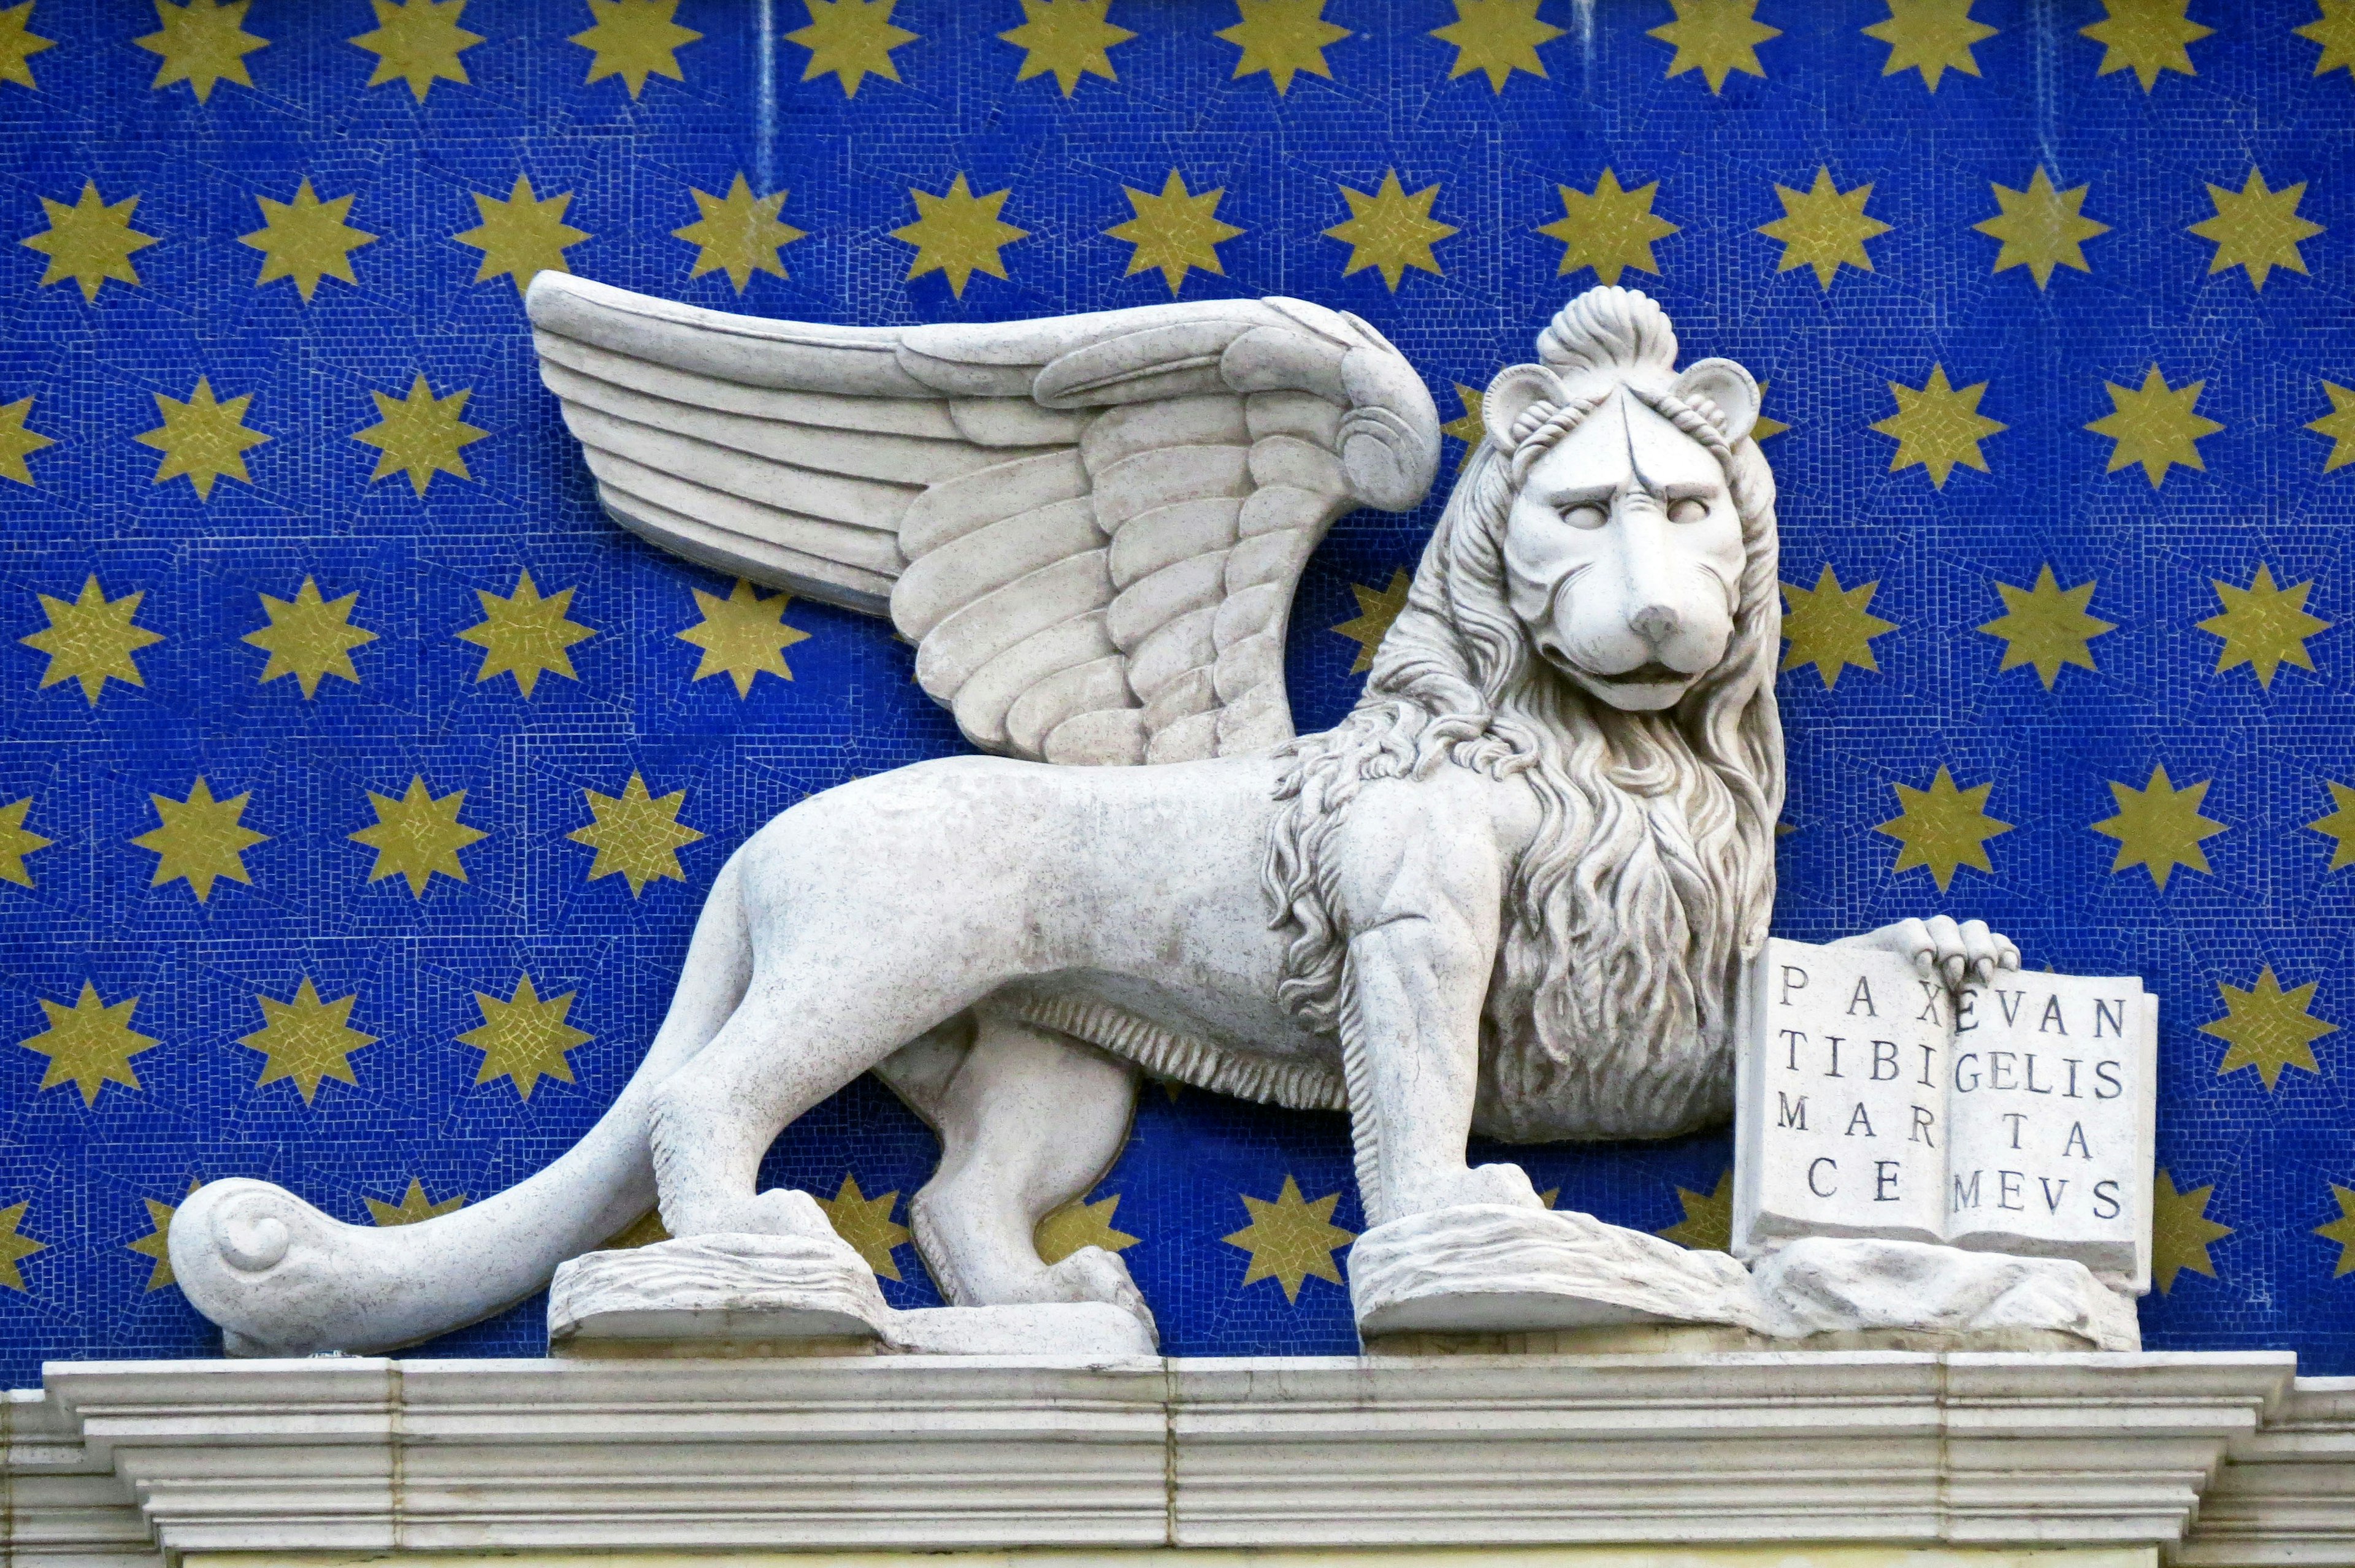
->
526, 274, 1440, 763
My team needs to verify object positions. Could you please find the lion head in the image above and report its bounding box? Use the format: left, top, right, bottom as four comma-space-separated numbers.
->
1266, 286, 1783, 1145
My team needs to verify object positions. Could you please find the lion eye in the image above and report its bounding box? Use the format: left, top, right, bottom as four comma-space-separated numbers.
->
1667, 498, 1710, 524
1561, 504, 1607, 530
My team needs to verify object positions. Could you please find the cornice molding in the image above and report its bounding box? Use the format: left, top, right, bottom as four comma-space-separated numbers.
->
6, 1354, 2349, 1567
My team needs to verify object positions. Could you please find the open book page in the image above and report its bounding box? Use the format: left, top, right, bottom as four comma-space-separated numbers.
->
1945, 970, 2154, 1284
1734, 937, 1954, 1251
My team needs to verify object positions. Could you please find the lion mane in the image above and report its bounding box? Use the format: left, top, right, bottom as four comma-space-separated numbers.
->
1263, 287, 1784, 1150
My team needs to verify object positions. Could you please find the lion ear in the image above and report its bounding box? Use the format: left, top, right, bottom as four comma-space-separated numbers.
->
1481, 364, 1568, 452
1670, 358, 1760, 444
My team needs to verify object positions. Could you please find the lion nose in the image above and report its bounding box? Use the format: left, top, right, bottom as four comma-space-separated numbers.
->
1630, 602, 1682, 644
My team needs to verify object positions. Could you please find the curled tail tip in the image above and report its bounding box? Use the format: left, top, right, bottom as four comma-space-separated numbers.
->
170, 1177, 378, 1357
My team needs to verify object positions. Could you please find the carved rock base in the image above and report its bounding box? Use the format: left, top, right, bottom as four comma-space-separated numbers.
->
1350, 1204, 1767, 1337
1750, 1235, 2142, 1352
1350, 1209, 2140, 1352
548, 1233, 1158, 1359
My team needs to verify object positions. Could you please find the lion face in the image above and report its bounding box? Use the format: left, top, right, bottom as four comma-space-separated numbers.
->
1501, 389, 1747, 713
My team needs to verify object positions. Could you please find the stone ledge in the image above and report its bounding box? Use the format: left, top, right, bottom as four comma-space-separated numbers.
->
1, 1354, 2346, 1565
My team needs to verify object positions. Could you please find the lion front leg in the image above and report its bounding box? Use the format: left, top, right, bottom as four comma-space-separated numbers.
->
1327, 776, 1541, 1229
1343, 916, 1544, 1226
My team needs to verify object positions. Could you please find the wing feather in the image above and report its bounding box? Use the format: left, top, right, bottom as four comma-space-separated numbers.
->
1006, 652, 1130, 757
1106, 497, 1241, 588
957, 614, 1124, 752
899, 451, 1090, 560
564, 404, 922, 532
581, 449, 906, 575
914, 550, 1115, 697
895, 498, 1103, 641
527, 273, 1438, 764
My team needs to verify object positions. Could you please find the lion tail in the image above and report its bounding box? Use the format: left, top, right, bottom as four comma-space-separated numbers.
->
168, 854, 754, 1356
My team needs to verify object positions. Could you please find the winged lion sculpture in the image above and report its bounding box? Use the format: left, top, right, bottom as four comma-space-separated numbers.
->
169, 280, 2018, 1355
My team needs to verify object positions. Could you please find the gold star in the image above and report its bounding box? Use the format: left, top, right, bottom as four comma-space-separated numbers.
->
2310, 381, 2355, 472
367, 1177, 465, 1226
1657, 1169, 1733, 1251
1751, 380, 1788, 440
137, 0, 266, 102
350, 776, 487, 896
1877, 766, 2012, 892
126, 1183, 196, 1291
2319, 1185, 2355, 1277
2299, 0, 2355, 75
0, 797, 51, 887
1779, 563, 1895, 689
240, 180, 376, 302
2086, 366, 2221, 487
20, 181, 159, 301
2081, 0, 2209, 90
19, 981, 158, 1107
239, 977, 375, 1105
1863, 0, 1994, 88
353, 374, 486, 495
892, 172, 1026, 298
2199, 564, 2329, 688
454, 174, 589, 296
1758, 167, 1890, 288
2093, 763, 2224, 890
1325, 169, 1456, 291
1648, 0, 1779, 93
136, 377, 269, 500
1223, 1175, 1354, 1302
0, 1202, 45, 1291
1441, 383, 1484, 468
0, 2, 55, 89
2151, 1169, 2230, 1291
569, 772, 704, 897
131, 777, 267, 903
457, 567, 595, 697
817, 1173, 912, 1279
1977, 565, 2115, 689
1432, 0, 1563, 91
1105, 170, 1244, 295
1217, 0, 1349, 93
1333, 567, 1410, 674
1035, 1191, 1141, 1264
673, 175, 806, 293
570, 0, 700, 98
1000, 0, 1133, 96
1974, 167, 2109, 287
350, 0, 481, 99
1537, 168, 1678, 285
2189, 169, 2324, 291
786, 0, 916, 97
2310, 781, 2355, 870
0, 396, 53, 485
676, 578, 811, 694
1869, 365, 2005, 488
243, 577, 375, 697
2202, 966, 2334, 1092
21, 576, 164, 705
459, 974, 590, 1101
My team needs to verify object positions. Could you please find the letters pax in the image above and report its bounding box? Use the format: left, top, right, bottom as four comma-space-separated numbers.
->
1732, 936, 2158, 1293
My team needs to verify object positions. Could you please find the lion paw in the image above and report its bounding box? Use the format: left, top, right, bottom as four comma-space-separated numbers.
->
1394, 1161, 1546, 1218
1041, 1245, 1157, 1334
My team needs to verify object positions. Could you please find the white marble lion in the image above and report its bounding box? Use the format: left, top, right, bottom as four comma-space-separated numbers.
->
172, 283, 2015, 1355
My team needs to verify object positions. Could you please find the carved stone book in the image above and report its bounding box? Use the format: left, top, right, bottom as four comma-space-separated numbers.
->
1732, 937, 2158, 1293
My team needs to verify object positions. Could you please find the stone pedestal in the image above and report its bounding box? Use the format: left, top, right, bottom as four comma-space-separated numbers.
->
9, 1352, 2349, 1566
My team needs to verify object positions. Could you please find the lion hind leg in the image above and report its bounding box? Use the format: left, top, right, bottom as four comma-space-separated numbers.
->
906, 1008, 1146, 1326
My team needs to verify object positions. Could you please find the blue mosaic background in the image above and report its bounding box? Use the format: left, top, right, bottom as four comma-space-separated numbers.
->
2, 0, 2353, 1383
